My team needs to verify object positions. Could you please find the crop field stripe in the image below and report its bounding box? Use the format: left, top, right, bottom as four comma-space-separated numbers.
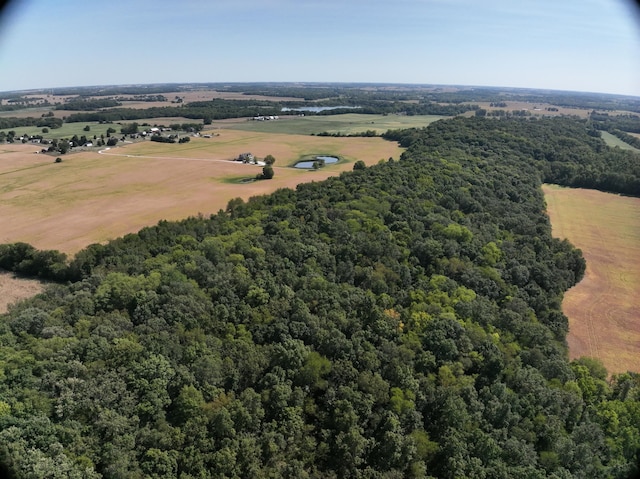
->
0, 162, 52, 177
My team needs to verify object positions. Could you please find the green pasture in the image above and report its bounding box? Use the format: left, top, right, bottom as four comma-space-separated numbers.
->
600, 131, 640, 152
219, 113, 446, 136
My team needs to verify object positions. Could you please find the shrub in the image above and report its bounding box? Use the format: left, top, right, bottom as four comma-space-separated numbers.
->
256, 165, 274, 180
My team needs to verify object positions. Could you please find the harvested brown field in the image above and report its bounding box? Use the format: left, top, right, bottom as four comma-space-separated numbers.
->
0, 132, 403, 255
543, 184, 640, 374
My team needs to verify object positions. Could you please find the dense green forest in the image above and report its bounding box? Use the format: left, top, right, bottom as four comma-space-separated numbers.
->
384, 117, 640, 196
1, 116, 640, 478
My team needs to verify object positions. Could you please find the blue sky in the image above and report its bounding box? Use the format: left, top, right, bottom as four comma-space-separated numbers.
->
0, 0, 639, 95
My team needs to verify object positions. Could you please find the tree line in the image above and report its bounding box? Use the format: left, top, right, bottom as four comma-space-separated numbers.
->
0, 116, 62, 130
55, 99, 122, 111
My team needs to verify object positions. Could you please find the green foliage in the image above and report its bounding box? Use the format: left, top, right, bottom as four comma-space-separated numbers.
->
0, 116, 62, 130
120, 122, 139, 135
55, 98, 121, 110
150, 135, 176, 143
257, 165, 274, 180
384, 116, 640, 196
57, 140, 70, 154
0, 242, 67, 280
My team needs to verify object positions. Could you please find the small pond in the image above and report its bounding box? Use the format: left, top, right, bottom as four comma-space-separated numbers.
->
294, 156, 339, 169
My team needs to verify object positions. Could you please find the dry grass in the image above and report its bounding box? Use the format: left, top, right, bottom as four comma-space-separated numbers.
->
0, 132, 403, 255
0, 271, 45, 314
543, 184, 640, 374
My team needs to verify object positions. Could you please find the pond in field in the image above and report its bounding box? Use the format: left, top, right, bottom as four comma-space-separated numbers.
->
281, 106, 361, 113
294, 156, 339, 169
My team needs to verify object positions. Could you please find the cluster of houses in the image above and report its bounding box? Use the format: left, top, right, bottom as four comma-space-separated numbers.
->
25, 137, 53, 145
252, 115, 279, 121
237, 152, 255, 163
235, 152, 266, 166
126, 127, 174, 139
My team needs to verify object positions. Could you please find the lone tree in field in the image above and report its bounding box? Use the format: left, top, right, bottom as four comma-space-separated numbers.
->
264, 154, 276, 166
257, 165, 274, 180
